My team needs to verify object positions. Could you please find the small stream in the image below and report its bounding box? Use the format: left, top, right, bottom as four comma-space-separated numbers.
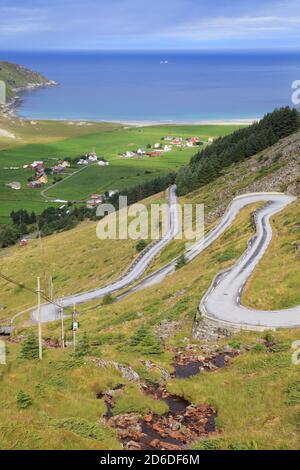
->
101, 349, 237, 450
173, 351, 237, 378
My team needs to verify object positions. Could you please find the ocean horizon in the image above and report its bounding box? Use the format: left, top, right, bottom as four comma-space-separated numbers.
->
1, 50, 299, 122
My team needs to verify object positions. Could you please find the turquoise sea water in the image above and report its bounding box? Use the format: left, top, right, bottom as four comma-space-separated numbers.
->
1, 50, 300, 122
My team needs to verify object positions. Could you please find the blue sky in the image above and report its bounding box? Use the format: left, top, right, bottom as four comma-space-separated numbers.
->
1, 0, 300, 50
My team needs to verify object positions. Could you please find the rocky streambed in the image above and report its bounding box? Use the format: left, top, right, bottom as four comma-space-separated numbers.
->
98, 345, 239, 450
104, 384, 216, 451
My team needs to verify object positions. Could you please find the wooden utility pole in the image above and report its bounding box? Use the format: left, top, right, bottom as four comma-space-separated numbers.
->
37, 276, 43, 360
49, 275, 53, 301
60, 301, 65, 349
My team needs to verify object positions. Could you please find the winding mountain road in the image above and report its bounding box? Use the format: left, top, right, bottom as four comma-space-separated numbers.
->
31, 185, 180, 322
31, 189, 299, 331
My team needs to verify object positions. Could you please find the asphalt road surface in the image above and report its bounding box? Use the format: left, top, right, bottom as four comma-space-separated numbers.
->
32, 190, 299, 330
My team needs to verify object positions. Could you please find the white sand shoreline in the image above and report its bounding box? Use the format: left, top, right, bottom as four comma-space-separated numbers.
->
114, 118, 259, 127
10, 114, 259, 127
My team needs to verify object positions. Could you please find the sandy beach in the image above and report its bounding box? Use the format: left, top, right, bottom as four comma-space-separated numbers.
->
114, 118, 259, 127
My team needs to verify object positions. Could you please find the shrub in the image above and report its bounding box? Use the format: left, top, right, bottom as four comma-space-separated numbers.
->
251, 343, 266, 352
228, 340, 242, 350
193, 438, 222, 450
16, 390, 32, 409
55, 417, 110, 441
136, 239, 147, 252
228, 440, 258, 450
175, 254, 187, 270
102, 293, 114, 305
130, 325, 161, 355
216, 249, 237, 262
264, 332, 275, 344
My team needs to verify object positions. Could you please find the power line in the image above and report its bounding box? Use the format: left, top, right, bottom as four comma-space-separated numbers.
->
0, 271, 62, 309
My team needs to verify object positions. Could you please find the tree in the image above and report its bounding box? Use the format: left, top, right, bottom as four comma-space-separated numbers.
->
176, 107, 300, 196
0, 225, 20, 248
19, 330, 40, 360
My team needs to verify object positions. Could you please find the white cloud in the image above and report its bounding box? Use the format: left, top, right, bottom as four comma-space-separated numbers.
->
163, 15, 300, 40
0, 7, 51, 34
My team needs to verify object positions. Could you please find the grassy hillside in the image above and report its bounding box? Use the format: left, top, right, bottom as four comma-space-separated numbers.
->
1, 202, 300, 449
0, 61, 51, 102
0, 124, 299, 450
242, 198, 300, 310
0, 191, 165, 319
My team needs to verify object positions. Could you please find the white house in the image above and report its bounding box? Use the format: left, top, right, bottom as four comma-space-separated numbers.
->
163, 145, 172, 152
87, 153, 98, 163
137, 148, 146, 155
123, 151, 136, 158
154, 143, 161, 149
78, 158, 88, 165
98, 160, 109, 166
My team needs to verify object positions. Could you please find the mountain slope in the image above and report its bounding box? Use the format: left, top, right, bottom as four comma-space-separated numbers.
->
0, 61, 53, 104
0, 125, 299, 450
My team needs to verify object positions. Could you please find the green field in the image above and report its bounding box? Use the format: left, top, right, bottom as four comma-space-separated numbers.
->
0, 122, 244, 221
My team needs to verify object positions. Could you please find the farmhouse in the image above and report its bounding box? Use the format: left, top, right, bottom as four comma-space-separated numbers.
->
28, 181, 41, 189
52, 165, 65, 174
98, 159, 109, 166
137, 148, 146, 155
86, 193, 104, 208
38, 174, 48, 184
24, 161, 44, 171
150, 150, 163, 156
59, 160, 71, 168
186, 137, 199, 147
122, 151, 136, 158
87, 152, 98, 162
78, 158, 89, 165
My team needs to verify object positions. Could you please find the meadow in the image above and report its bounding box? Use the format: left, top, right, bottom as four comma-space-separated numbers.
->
0, 118, 243, 221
